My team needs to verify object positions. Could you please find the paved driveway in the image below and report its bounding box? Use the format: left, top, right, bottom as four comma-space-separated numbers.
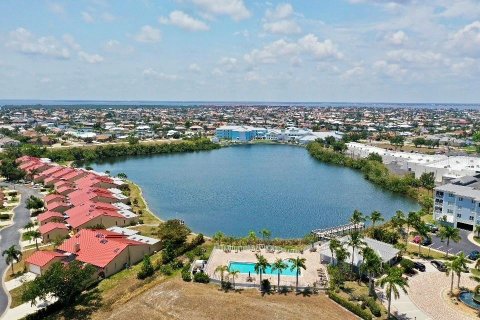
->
427, 229, 479, 257
0, 184, 41, 318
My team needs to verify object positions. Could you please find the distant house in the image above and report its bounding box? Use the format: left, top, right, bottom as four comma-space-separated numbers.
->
39, 222, 69, 242
0, 137, 20, 148
25, 250, 66, 275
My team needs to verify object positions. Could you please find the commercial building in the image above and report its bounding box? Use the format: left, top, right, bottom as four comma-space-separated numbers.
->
433, 175, 480, 230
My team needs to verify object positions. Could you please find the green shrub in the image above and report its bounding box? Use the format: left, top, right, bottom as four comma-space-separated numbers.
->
159, 264, 173, 276
328, 291, 373, 320
0, 213, 10, 220
193, 272, 209, 283
365, 298, 382, 317
400, 258, 415, 274
181, 264, 192, 282
137, 255, 155, 280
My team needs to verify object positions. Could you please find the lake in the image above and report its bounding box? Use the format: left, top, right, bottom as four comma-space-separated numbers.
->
88, 144, 419, 238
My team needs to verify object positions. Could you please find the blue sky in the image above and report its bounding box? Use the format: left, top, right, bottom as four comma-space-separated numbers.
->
0, 0, 479, 103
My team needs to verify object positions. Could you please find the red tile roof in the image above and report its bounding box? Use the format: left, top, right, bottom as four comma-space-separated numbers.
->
58, 229, 143, 268
39, 222, 69, 234
25, 250, 65, 267
44, 194, 66, 204
66, 209, 124, 229
37, 211, 64, 223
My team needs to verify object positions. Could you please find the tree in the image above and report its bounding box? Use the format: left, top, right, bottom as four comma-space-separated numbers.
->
350, 209, 366, 229
304, 233, 317, 250
329, 238, 341, 265
271, 258, 288, 291
259, 229, 271, 244
473, 131, 480, 142
117, 172, 128, 179
26, 195, 44, 210
445, 260, 458, 295
127, 135, 139, 145
229, 270, 239, 290
391, 210, 406, 234
438, 225, 461, 257
137, 255, 154, 279
335, 244, 350, 266
29, 230, 42, 250
411, 221, 429, 255
419, 172, 435, 194
212, 231, 225, 245
2, 245, 22, 275
412, 137, 426, 148
24, 221, 34, 231
0, 158, 26, 181
367, 152, 382, 162
419, 195, 433, 215
157, 220, 191, 248
254, 254, 270, 290
389, 135, 405, 149
379, 267, 408, 320
332, 141, 347, 153
248, 230, 258, 246
215, 265, 228, 286
288, 256, 307, 292
22, 260, 96, 306
360, 247, 382, 296
453, 252, 468, 289
406, 212, 420, 241
368, 210, 384, 228
347, 231, 365, 273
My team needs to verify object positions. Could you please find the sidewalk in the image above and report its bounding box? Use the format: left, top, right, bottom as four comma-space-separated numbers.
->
4, 273, 36, 291
376, 288, 431, 320
2, 296, 57, 320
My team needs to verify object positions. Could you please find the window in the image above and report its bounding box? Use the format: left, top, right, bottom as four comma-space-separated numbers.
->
448, 201, 454, 206
447, 209, 454, 213
449, 193, 455, 197
470, 216, 475, 221
457, 213, 462, 218
459, 197, 464, 201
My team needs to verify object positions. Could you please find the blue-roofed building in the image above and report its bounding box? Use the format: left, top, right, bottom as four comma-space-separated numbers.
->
216, 125, 266, 142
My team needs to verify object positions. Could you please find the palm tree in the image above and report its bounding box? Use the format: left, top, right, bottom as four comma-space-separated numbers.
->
259, 229, 271, 245
406, 211, 420, 240
271, 258, 288, 291
391, 210, 406, 234
411, 221, 429, 255
2, 245, 22, 275
368, 211, 384, 228
24, 221, 34, 231
30, 230, 42, 250
212, 231, 225, 246
248, 231, 258, 246
438, 225, 461, 257
347, 231, 366, 273
215, 265, 228, 286
304, 233, 317, 251
475, 225, 480, 238
335, 244, 350, 267
445, 260, 457, 295
360, 247, 382, 296
453, 252, 468, 289
379, 267, 409, 319
329, 238, 341, 265
289, 256, 307, 292
254, 254, 270, 289
350, 209, 366, 230
229, 270, 239, 290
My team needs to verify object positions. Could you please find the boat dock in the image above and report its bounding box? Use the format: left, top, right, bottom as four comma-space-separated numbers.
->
312, 222, 365, 239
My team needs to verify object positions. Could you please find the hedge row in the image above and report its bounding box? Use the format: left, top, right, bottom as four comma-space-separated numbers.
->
328, 291, 373, 320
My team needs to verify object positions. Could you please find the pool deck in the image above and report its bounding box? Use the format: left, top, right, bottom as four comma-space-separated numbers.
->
205, 246, 327, 289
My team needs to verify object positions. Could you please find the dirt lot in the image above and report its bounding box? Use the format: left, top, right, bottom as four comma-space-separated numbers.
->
92, 278, 355, 320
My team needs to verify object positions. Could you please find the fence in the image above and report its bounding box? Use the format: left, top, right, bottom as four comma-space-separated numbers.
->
213, 244, 303, 254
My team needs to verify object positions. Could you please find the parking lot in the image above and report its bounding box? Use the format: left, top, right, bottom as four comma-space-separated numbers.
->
425, 229, 479, 257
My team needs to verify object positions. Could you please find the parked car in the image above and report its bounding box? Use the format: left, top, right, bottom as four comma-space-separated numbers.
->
468, 250, 480, 260
431, 260, 447, 272
413, 262, 426, 272
422, 237, 432, 246
413, 235, 421, 244
426, 223, 439, 233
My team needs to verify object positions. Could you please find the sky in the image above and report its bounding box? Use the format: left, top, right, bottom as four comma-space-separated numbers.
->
0, 0, 479, 103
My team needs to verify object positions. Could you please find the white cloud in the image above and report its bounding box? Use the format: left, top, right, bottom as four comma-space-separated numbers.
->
142, 68, 180, 80
81, 12, 95, 24
134, 25, 162, 43
101, 12, 116, 22
386, 49, 445, 65
6, 27, 70, 59
40, 77, 51, 83
188, 63, 201, 72
159, 11, 209, 31
78, 51, 104, 64
450, 57, 478, 74
385, 30, 408, 45
341, 66, 365, 79
189, 0, 251, 21
48, 2, 65, 16
448, 21, 480, 56
63, 34, 81, 51
104, 39, 120, 50
373, 60, 407, 79
244, 34, 342, 65
262, 3, 301, 35
263, 20, 301, 35
265, 3, 294, 20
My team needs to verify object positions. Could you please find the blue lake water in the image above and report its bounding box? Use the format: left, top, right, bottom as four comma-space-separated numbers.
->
229, 261, 298, 276
88, 144, 419, 238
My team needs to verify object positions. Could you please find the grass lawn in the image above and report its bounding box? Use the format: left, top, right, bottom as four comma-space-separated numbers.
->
9, 284, 26, 308
473, 237, 480, 245
406, 243, 453, 260
127, 181, 161, 225
5, 245, 54, 281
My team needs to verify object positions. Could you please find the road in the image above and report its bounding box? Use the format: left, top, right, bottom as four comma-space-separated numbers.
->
427, 229, 479, 257
0, 184, 40, 318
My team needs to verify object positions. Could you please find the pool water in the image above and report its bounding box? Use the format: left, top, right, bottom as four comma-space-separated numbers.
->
459, 291, 480, 310
229, 261, 298, 276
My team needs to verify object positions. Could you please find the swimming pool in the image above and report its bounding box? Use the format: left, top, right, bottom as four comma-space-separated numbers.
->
229, 261, 298, 276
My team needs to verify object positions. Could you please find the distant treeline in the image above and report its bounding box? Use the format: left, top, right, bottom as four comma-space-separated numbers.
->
1, 138, 220, 164
306, 141, 433, 200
